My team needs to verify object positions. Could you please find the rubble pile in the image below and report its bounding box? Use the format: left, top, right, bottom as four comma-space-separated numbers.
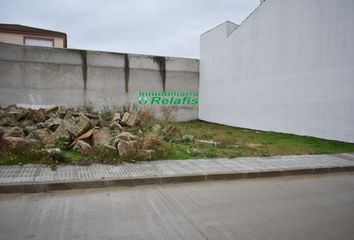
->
0, 105, 154, 160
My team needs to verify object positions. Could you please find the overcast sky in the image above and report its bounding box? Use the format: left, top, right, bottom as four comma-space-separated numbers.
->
0, 0, 260, 58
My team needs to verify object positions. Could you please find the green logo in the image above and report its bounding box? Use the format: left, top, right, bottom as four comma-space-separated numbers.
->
138, 96, 148, 105
138, 91, 198, 105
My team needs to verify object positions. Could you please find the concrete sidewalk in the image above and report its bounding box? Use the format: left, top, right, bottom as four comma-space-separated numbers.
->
1, 153, 354, 193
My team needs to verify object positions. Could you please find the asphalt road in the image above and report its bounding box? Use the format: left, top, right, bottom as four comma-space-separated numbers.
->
1, 173, 354, 240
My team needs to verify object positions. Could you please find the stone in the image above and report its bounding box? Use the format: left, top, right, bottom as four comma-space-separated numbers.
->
8, 110, 24, 121
23, 125, 37, 136
20, 120, 34, 128
108, 132, 137, 147
0, 111, 16, 126
44, 148, 62, 154
53, 123, 70, 140
182, 135, 194, 142
120, 112, 131, 125
55, 106, 66, 119
109, 121, 123, 131
45, 117, 62, 131
4, 127, 24, 137
44, 147, 66, 162
36, 122, 46, 129
27, 129, 55, 146
138, 149, 155, 160
117, 140, 137, 157
62, 115, 91, 138
85, 112, 99, 119
4, 104, 17, 112
44, 106, 59, 113
112, 113, 121, 122
34, 109, 47, 123
73, 140, 92, 155
108, 136, 120, 147
101, 143, 117, 152
126, 113, 138, 127
2, 137, 29, 149
152, 124, 161, 132
195, 139, 220, 148
92, 127, 111, 145
115, 132, 138, 142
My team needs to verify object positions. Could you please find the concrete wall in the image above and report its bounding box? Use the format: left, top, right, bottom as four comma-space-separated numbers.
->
200, 0, 354, 142
0, 43, 199, 121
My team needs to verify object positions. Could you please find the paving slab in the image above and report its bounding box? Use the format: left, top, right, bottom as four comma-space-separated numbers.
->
0, 153, 354, 193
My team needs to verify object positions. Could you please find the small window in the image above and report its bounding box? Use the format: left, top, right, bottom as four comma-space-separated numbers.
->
24, 37, 54, 47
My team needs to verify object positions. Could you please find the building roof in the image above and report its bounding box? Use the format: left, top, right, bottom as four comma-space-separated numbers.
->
0, 23, 67, 47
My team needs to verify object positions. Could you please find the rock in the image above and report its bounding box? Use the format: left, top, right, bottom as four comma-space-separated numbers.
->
0, 111, 16, 126
23, 125, 37, 136
4, 104, 17, 112
27, 129, 55, 146
138, 149, 155, 160
182, 135, 194, 142
53, 123, 70, 140
112, 112, 121, 122
44, 148, 62, 154
34, 109, 47, 123
195, 139, 220, 148
4, 127, 24, 137
152, 124, 161, 132
55, 106, 66, 119
108, 132, 137, 147
126, 113, 138, 127
120, 112, 130, 125
0, 128, 7, 151
46, 118, 62, 131
20, 120, 34, 128
44, 106, 59, 114
92, 127, 111, 145
101, 143, 117, 152
108, 136, 120, 147
36, 122, 46, 129
116, 132, 138, 142
73, 140, 92, 155
109, 121, 123, 131
61, 115, 91, 138
85, 112, 99, 119
44, 148, 66, 163
8, 110, 24, 121
2, 137, 29, 149
117, 140, 137, 157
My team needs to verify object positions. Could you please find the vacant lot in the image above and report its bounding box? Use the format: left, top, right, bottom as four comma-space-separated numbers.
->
160, 120, 354, 159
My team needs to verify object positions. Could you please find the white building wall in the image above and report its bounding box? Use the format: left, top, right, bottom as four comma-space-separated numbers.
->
200, 0, 354, 143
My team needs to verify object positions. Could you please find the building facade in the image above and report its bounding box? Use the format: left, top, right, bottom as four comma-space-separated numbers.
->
0, 24, 67, 48
199, 0, 354, 143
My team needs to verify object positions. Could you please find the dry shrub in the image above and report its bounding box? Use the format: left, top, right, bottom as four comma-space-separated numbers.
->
160, 106, 177, 123
142, 133, 162, 152
138, 108, 157, 129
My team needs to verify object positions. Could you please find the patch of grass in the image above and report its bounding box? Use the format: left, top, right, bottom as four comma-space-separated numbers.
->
63, 150, 85, 163
99, 107, 113, 127
167, 120, 354, 159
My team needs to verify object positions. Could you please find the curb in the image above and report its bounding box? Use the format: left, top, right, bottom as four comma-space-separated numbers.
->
0, 166, 353, 193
